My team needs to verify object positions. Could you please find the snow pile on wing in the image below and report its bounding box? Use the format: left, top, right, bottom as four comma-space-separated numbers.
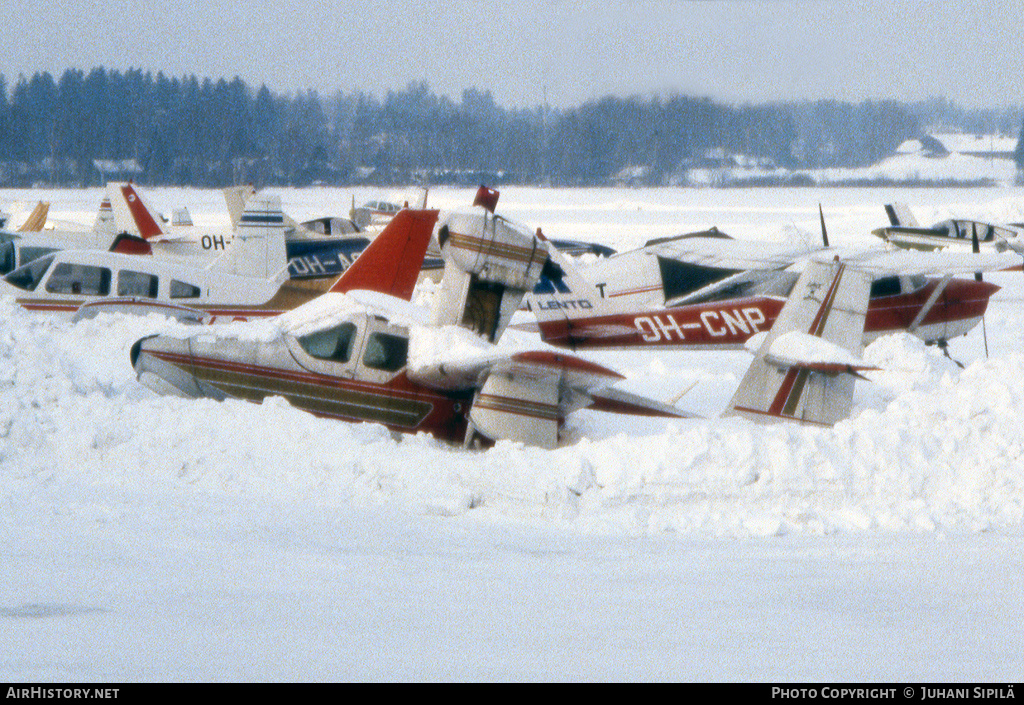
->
183, 290, 431, 344
406, 324, 500, 373
746, 330, 871, 369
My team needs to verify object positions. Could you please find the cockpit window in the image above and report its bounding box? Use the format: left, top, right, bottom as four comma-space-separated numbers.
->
0, 241, 14, 275
45, 263, 111, 296
869, 276, 901, 298
298, 322, 357, 362
118, 270, 159, 298
4, 255, 55, 292
170, 280, 201, 299
362, 332, 408, 371
906, 275, 927, 293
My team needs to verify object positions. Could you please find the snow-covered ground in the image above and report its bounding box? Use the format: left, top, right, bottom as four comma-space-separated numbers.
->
2, 185, 1023, 681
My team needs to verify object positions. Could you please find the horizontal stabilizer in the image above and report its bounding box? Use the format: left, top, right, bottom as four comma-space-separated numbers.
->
587, 386, 695, 418
725, 259, 873, 427
108, 233, 154, 255
757, 330, 878, 376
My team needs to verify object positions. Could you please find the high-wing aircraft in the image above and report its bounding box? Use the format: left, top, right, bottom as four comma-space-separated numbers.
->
130, 201, 685, 448
0, 194, 434, 323
872, 202, 1024, 255
524, 233, 1010, 353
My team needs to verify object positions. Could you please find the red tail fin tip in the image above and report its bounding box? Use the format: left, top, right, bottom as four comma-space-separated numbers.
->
473, 185, 499, 213
120, 184, 164, 239
330, 209, 439, 301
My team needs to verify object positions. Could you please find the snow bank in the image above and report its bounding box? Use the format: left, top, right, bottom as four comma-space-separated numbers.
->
2, 287, 1021, 539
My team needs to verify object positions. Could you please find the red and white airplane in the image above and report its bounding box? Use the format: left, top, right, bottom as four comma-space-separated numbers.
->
524, 219, 1014, 353
130, 202, 687, 448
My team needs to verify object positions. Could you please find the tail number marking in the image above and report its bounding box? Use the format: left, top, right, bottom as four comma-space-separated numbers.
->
202, 235, 229, 250
639, 307, 767, 342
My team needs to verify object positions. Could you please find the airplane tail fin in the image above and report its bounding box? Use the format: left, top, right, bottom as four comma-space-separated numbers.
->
17, 201, 49, 232
433, 209, 550, 343
172, 207, 193, 227
212, 193, 289, 280
724, 259, 875, 427
884, 202, 917, 228
223, 184, 258, 230
92, 196, 115, 239
330, 208, 439, 300
108, 182, 165, 239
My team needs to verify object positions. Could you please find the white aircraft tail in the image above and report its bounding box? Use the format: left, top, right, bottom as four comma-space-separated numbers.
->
433, 209, 551, 343
223, 185, 258, 230
92, 196, 116, 241
884, 202, 918, 228
724, 259, 875, 427
172, 207, 193, 227
522, 237, 626, 347
212, 193, 288, 280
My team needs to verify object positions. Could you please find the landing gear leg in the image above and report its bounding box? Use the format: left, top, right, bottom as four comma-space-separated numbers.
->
936, 338, 965, 369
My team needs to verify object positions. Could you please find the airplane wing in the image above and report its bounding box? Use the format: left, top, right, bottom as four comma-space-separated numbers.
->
724, 258, 874, 427
844, 248, 1023, 276
641, 236, 818, 271
407, 330, 691, 448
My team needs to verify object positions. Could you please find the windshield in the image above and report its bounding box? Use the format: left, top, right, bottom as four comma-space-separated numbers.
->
4, 255, 54, 292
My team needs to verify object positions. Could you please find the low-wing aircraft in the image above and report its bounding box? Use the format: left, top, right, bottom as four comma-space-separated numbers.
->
0, 194, 435, 323
110, 182, 372, 280
872, 202, 1024, 255
131, 200, 685, 448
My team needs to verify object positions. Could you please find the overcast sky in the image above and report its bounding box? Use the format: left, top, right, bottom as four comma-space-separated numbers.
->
2, 0, 1022, 108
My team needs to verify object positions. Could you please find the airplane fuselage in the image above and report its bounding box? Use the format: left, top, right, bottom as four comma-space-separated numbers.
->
535, 278, 1000, 351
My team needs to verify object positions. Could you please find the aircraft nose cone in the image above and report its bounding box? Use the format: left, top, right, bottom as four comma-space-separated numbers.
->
129, 336, 152, 370
131, 335, 206, 399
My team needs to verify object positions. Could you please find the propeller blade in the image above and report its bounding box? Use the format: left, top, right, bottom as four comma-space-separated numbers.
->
973, 222, 982, 282
819, 203, 829, 248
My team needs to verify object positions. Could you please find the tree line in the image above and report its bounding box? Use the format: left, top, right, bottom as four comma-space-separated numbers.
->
0, 67, 1019, 187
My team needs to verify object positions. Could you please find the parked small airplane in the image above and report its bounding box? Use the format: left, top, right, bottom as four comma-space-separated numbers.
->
0, 197, 117, 275
131, 200, 684, 448
110, 182, 372, 280
872, 202, 1024, 255
0, 194, 433, 323
350, 198, 403, 230
525, 233, 1012, 353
